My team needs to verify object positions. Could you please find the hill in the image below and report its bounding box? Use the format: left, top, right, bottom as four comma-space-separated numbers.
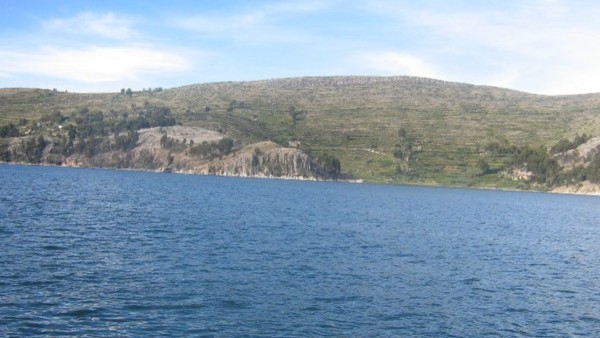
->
2, 76, 600, 191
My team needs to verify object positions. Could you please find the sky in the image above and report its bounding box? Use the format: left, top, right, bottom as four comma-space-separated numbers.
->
1, 0, 600, 95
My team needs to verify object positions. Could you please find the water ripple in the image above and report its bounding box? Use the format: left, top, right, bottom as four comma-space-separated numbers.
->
2, 165, 600, 336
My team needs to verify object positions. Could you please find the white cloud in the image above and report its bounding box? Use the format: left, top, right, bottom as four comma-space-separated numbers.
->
539, 62, 600, 95
43, 12, 137, 39
0, 46, 189, 83
357, 52, 439, 78
486, 69, 522, 89
263, 1, 333, 14
174, 13, 259, 33
362, 0, 600, 94
172, 0, 332, 42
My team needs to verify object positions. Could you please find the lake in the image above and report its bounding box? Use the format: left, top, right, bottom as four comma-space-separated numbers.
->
1, 164, 600, 336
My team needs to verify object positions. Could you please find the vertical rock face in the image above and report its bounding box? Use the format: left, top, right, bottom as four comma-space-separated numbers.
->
214, 147, 328, 179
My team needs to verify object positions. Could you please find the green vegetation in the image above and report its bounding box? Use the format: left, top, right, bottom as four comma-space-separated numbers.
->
317, 153, 341, 176
0, 123, 20, 138
2, 76, 600, 190
189, 138, 235, 159
550, 134, 589, 154
0, 102, 177, 162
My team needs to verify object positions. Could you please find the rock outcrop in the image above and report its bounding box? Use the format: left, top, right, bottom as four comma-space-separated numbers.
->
1, 127, 337, 181
554, 136, 600, 170
205, 142, 328, 179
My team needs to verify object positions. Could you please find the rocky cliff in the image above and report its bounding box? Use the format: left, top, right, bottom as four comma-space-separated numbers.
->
195, 142, 328, 179
1, 127, 338, 181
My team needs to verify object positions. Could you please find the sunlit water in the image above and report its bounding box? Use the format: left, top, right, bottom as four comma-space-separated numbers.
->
1, 164, 600, 336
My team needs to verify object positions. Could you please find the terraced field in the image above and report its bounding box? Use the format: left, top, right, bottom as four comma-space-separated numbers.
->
2, 76, 600, 186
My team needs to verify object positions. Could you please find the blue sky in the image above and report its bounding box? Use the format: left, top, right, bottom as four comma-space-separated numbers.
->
1, 0, 600, 95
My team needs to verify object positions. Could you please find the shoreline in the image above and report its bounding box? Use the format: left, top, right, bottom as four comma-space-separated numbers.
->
3, 161, 600, 197
0, 161, 363, 184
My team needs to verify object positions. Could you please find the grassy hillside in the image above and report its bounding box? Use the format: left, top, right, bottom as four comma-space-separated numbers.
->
2, 76, 600, 188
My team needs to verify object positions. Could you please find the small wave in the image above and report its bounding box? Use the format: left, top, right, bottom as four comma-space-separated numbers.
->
60, 307, 105, 318
395, 253, 416, 258
301, 305, 320, 312
407, 259, 426, 264
462, 277, 481, 285
379, 312, 422, 321
312, 295, 363, 304
41, 245, 66, 251
29, 301, 60, 308
220, 299, 249, 309
19, 280, 54, 287
0, 227, 13, 235
471, 287, 496, 294
505, 307, 530, 313
125, 303, 206, 311
579, 315, 600, 323
499, 327, 534, 336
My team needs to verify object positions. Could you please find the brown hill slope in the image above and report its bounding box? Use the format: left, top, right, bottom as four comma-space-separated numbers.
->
2, 76, 600, 188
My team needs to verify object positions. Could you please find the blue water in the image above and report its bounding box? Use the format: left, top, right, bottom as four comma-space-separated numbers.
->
1, 165, 600, 337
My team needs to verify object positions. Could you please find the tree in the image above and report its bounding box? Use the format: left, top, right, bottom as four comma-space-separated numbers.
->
510, 146, 558, 184
125, 88, 133, 97
0, 123, 20, 138
318, 153, 341, 176
114, 131, 138, 151
217, 138, 234, 156
394, 128, 414, 161
137, 149, 156, 169
477, 159, 490, 175
67, 126, 77, 142
160, 134, 169, 148
398, 128, 407, 140
16, 136, 47, 163
587, 154, 600, 183
289, 105, 299, 125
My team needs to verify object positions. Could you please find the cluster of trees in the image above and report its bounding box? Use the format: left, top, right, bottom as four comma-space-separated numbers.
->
484, 141, 561, 184
317, 153, 341, 176
0, 123, 20, 138
160, 134, 178, 149
0, 142, 10, 162
29, 106, 175, 159
550, 134, 589, 154
393, 128, 416, 161
288, 105, 303, 126
226, 100, 250, 113
113, 131, 139, 151
1, 104, 178, 163
189, 138, 235, 159
586, 155, 600, 183
12, 136, 47, 163
67, 129, 138, 158
481, 134, 600, 187
508, 146, 559, 184
120, 88, 133, 97
553, 151, 600, 184
159, 134, 190, 151
142, 87, 163, 93
71, 106, 176, 139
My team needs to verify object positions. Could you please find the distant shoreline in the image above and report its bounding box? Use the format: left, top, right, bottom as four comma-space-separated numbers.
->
5, 162, 600, 197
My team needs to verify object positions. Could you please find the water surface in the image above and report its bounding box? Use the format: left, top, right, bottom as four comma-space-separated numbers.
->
1, 164, 600, 336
